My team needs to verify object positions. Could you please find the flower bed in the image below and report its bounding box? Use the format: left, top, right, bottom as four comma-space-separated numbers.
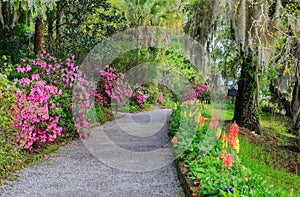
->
169, 100, 286, 196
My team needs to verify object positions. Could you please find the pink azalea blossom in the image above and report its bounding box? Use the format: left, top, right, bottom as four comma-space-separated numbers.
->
21, 78, 31, 85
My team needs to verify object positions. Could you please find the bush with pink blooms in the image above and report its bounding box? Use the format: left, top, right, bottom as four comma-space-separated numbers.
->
182, 84, 209, 102
10, 51, 78, 148
8, 52, 150, 146
96, 66, 132, 107
96, 65, 148, 111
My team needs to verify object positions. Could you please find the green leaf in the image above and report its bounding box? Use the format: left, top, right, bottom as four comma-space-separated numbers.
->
14, 1, 20, 10
21, 0, 27, 11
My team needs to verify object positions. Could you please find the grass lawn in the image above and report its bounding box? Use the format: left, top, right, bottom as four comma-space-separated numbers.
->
239, 137, 300, 196
201, 103, 234, 121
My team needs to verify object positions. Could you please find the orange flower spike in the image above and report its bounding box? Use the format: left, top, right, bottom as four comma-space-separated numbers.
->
199, 116, 205, 126
228, 123, 239, 149
224, 154, 233, 169
229, 123, 239, 138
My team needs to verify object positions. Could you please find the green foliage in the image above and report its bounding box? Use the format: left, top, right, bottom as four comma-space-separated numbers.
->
111, 45, 204, 105
170, 101, 287, 196
0, 75, 17, 132
94, 103, 113, 125
201, 103, 234, 121
260, 114, 294, 137
53, 0, 126, 61
108, 0, 182, 28
143, 82, 160, 104
0, 2, 32, 63
0, 134, 24, 184
158, 47, 203, 85
0, 63, 23, 183
169, 103, 181, 137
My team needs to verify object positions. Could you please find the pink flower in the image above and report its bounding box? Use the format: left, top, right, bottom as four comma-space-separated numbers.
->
42, 114, 49, 120
21, 78, 31, 85
26, 65, 32, 71
209, 116, 219, 129
158, 92, 164, 103
17, 66, 26, 73
171, 136, 178, 145
31, 74, 40, 80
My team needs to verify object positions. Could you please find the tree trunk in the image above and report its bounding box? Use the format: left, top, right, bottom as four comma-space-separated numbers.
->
233, 48, 261, 134
269, 82, 292, 117
46, 7, 55, 53
34, 15, 45, 55
291, 64, 300, 134
56, 1, 62, 50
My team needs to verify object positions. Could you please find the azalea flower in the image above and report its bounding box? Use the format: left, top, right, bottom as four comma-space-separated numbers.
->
21, 78, 31, 85
31, 74, 40, 80
158, 92, 164, 103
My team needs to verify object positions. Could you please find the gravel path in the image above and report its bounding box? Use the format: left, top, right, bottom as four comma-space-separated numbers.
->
0, 109, 183, 197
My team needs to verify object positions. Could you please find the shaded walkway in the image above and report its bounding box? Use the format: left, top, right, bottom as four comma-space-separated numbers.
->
0, 109, 183, 197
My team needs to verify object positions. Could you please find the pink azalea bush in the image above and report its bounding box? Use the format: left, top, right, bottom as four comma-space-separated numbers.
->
182, 84, 208, 102
12, 51, 78, 148
13, 79, 63, 148
72, 73, 96, 139
96, 66, 133, 106
131, 89, 148, 107
96, 65, 147, 108
11, 51, 149, 147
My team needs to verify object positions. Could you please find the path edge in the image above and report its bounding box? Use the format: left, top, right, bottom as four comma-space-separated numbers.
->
175, 159, 202, 197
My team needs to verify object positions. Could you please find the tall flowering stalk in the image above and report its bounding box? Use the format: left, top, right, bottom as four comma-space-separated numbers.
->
227, 123, 239, 149
220, 123, 240, 152
218, 150, 233, 169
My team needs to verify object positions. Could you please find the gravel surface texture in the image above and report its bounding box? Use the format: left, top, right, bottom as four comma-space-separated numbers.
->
0, 109, 183, 197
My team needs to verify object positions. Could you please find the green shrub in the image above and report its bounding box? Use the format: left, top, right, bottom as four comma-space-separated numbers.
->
0, 74, 24, 184
0, 76, 17, 132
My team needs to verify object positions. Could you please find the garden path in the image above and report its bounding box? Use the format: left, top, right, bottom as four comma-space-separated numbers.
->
0, 109, 183, 197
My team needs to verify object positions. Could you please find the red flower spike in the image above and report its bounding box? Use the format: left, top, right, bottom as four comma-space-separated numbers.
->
199, 116, 205, 126
223, 154, 233, 169
227, 123, 239, 150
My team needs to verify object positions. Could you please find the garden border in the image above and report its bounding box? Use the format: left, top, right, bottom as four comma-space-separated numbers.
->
175, 159, 199, 197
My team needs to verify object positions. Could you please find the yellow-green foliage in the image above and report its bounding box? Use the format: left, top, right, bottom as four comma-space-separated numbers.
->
0, 76, 17, 132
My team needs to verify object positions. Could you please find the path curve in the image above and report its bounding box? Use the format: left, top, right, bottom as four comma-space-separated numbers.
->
0, 109, 183, 197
